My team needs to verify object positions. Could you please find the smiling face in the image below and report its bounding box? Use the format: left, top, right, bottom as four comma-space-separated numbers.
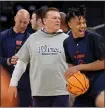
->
68, 16, 87, 38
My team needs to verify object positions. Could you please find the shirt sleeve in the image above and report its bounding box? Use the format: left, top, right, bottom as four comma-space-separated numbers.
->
93, 33, 105, 60
10, 60, 28, 86
63, 38, 74, 64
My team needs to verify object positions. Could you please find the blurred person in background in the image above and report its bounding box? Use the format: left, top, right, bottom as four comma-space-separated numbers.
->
30, 6, 48, 32
60, 12, 69, 33
0, 9, 32, 107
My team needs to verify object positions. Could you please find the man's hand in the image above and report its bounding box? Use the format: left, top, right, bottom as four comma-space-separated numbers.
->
8, 56, 18, 65
8, 86, 18, 102
11, 56, 18, 65
64, 66, 80, 81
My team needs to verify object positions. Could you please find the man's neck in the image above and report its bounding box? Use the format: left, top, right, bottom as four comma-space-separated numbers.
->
38, 24, 44, 30
43, 27, 57, 34
72, 32, 79, 39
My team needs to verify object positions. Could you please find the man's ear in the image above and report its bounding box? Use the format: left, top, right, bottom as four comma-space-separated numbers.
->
14, 16, 16, 23
68, 21, 71, 29
43, 18, 46, 25
37, 18, 41, 23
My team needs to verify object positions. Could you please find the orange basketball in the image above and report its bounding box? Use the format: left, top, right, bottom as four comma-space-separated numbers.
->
67, 71, 89, 97
0, 65, 19, 107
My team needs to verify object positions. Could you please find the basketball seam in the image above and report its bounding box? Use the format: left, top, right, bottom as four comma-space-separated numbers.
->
68, 80, 83, 91
68, 87, 83, 96
83, 74, 89, 89
82, 74, 86, 88
67, 87, 79, 96
67, 84, 82, 92
73, 75, 85, 91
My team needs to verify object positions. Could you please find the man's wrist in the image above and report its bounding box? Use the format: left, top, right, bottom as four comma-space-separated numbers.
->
75, 64, 83, 71
7, 58, 12, 65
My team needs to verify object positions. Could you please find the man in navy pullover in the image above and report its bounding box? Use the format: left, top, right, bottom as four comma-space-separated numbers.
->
63, 6, 105, 107
0, 9, 32, 107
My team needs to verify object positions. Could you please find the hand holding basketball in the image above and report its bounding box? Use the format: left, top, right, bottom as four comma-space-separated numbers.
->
66, 71, 89, 97
64, 66, 78, 81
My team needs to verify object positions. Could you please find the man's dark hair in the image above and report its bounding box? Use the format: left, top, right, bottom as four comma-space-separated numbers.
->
33, 6, 48, 21
66, 5, 86, 23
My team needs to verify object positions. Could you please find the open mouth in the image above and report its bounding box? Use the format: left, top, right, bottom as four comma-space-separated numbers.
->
79, 29, 85, 34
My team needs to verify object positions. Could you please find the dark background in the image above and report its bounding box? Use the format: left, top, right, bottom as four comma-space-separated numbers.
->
0, 1, 105, 37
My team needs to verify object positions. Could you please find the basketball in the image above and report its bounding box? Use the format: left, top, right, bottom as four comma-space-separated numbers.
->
1, 65, 19, 107
67, 71, 89, 96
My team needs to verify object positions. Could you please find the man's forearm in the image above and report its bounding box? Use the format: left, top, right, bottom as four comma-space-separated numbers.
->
76, 60, 104, 71
10, 60, 27, 87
